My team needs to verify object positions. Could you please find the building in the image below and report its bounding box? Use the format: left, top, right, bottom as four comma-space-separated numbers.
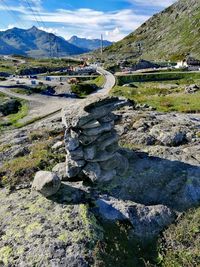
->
175, 60, 188, 69
186, 57, 200, 71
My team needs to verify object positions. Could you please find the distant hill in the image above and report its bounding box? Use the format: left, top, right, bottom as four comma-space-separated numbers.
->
0, 26, 88, 58
103, 0, 200, 62
68, 35, 113, 51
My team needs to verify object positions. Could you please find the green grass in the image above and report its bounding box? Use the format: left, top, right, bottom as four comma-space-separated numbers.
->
111, 73, 200, 113
71, 83, 97, 97
0, 100, 29, 131
83, 75, 105, 87
159, 207, 200, 267
16, 58, 83, 75
0, 61, 17, 74
88, 75, 105, 87
7, 101, 29, 126
11, 84, 53, 95
94, 220, 159, 267
0, 131, 65, 188
117, 72, 200, 85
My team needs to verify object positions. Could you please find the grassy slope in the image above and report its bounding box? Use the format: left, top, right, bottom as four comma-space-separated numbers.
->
0, 57, 82, 75
111, 72, 200, 112
0, 93, 29, 131
103, 0, 200, 61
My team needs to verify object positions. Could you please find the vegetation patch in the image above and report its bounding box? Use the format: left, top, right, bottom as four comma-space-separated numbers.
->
84, 75, 105, 88
117, 72, 200, 85
159, 207, 200, 267
111, 74, 200, 113
71, 83, 97, 97
0, 133, 65, 188
11, 84, 54, 95
0, 99, 29, 131
94, 220, 159, 267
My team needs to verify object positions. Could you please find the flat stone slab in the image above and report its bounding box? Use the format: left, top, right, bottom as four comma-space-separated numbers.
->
62, 96, 130, 129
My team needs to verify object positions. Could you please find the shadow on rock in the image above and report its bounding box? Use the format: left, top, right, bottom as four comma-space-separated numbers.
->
103, 149, 200, 212
48, 182, 92, 205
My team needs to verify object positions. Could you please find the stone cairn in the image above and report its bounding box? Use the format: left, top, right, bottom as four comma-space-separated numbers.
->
62, 96, 130, 182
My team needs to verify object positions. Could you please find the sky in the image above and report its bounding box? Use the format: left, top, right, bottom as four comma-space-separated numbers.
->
0, 0, 176, 41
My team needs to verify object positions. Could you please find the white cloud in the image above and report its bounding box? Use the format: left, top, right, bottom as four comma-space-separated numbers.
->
22, 8, 149, 41
127, 0, 176, 8
0, 24, 16, 31
38, 27, 58, 34
0, 2, 153, 41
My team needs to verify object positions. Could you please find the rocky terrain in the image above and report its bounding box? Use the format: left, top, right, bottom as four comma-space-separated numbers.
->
103, 0, 200, 62
0, 96, 199, 266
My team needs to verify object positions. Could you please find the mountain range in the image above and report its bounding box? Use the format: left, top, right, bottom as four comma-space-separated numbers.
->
103, 0, 200, 62
0, 27, 112, 58
68, 35, 113, 51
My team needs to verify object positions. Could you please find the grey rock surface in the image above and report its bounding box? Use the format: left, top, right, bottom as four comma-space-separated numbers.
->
185, 84, 200, 94
32, 171, 61, 197
0, 186, 102, 267
96, 197, 176, 238
52, 162, 67, 181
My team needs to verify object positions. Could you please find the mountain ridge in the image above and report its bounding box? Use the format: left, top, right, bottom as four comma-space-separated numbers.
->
0, 27, 88, 58
103, 0, 200, 62
68, 35, 113, 51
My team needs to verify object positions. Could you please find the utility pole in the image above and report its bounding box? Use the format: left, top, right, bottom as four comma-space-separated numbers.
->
101, 34, 103, 56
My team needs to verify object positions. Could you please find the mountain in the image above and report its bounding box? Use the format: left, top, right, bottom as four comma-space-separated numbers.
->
68, 35, 113, 51
0, 26, 88, 58
103, 0, 200, 62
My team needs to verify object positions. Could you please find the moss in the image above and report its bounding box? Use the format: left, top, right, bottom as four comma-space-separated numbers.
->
58, 232, 69, 242
0, 246, 13, 265
2, 228, 22, 242
0, 144, 11, 153
80, 204, 104, 241
25, 222, 42, 236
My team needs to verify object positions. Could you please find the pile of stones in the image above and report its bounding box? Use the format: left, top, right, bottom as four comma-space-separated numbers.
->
62, 96, 130, 182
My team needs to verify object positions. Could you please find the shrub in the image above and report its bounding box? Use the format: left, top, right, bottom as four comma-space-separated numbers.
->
71, 83, 97, 97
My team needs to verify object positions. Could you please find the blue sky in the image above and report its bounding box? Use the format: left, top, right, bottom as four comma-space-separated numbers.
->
0, 0, 176, 41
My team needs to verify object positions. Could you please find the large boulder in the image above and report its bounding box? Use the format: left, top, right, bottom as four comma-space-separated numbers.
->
96, 197, 176, 238
32, 171, 61, 197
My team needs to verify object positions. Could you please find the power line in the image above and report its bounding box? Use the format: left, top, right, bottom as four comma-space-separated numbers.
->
25, 0, 58, 58
0, 0, 25, 28
24, 0, 42, 28
28, 0, 46, 28
25, 0, 53, 58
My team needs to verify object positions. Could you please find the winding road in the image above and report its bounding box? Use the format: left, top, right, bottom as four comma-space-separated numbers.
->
0, 67, 116, 125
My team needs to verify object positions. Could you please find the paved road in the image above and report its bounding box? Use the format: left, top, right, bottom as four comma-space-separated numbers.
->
97, 67, 116, 95
0, 68, 116, 125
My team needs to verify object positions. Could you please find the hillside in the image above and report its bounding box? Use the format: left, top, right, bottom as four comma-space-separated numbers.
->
68, 35, 113, 51
103, 0, 200, 62
0, 27, 88, 58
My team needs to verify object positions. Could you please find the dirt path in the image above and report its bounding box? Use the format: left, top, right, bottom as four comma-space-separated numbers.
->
0, 68, 116, 125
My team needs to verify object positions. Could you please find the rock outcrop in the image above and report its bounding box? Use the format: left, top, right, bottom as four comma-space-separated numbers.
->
62, 96, 131, 182
185, 84, 200, 94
